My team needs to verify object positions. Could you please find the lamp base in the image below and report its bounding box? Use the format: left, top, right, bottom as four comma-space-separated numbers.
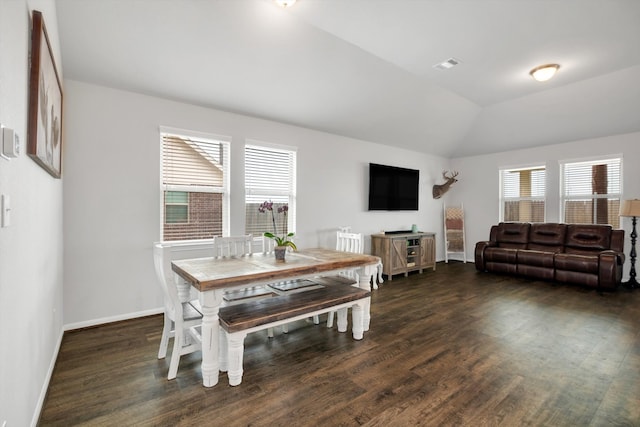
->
622, 277, 640, 290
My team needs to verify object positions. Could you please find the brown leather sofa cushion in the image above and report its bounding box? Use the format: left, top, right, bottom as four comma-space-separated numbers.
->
527, 223, 566, 252
555, 253, 599, 274
518, 250, 554, 268
564, 224, 612, 255
485, 247, 518, 263
495, 222, 530, 249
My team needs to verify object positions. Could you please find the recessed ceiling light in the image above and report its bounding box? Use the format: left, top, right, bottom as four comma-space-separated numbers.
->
433, 58, 461, 71
274, 0, 297, 7
529, 64, 560, 82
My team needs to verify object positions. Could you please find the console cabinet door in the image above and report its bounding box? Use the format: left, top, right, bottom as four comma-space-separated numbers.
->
390, 238, 407, 274
419, 235, 436, 271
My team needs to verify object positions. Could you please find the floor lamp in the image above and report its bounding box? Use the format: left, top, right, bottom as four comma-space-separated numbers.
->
620, 199, 640, 290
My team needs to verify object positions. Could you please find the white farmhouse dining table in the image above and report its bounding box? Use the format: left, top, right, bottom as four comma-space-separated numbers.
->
171, 247, 381, 387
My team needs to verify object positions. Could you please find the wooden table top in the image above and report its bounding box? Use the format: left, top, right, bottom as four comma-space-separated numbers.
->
171, 247, 380, 292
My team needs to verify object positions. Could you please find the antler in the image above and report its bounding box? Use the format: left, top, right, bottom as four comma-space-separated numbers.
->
443, 170, 459, 180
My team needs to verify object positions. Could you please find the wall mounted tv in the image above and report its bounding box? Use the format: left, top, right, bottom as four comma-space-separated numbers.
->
368, 163, 419, 211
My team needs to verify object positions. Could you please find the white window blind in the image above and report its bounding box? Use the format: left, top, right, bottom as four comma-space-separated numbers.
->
161, 132, 230, 241
499, 166, 546, 222
245, 144, 296, 238
561, 157, 621, 228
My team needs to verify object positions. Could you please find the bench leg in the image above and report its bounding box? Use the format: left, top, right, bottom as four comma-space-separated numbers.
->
227, 331, 247, 386
337, 307, 348, 332
352, 301, 364, 340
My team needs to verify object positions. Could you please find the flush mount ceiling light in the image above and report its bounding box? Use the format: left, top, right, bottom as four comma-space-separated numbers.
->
529, 64, 560, 82
274, 0, 297, 7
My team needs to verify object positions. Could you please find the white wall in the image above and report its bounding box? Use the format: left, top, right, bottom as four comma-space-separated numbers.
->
0, 1, 64, 426
62, 79, 452, 327
450, 132, 640, 279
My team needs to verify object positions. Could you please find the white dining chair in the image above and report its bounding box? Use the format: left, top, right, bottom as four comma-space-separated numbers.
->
212, 235, 254, 257
154, 241, 214, 380
215, 235, 284, 336
327, 230, 364, 328
338, 226, 383, 289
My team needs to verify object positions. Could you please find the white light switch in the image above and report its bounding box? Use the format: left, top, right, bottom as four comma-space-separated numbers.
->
1, 194, 10, 227
1, 126, 20, 158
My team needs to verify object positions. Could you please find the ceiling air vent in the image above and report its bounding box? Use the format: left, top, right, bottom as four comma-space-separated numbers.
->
433, 57, 461, 70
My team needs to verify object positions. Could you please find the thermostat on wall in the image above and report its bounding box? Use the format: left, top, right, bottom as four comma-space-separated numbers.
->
1, 126, 20, 158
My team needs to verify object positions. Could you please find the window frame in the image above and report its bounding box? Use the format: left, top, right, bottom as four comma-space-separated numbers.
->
244, 141, 297, 238
160, 127, 231, 241
559, 155, 622, 227
499, 164, 546, 223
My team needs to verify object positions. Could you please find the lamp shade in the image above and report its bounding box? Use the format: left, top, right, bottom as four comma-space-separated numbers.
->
620, 199, 640, 217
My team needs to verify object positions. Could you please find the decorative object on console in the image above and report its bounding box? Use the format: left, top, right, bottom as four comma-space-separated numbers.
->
432, 171, 458, 199
620, 199, 640, 289
259, 200, 296, 260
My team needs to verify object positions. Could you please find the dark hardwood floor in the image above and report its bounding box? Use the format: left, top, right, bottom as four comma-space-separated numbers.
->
39, 262, 640, 426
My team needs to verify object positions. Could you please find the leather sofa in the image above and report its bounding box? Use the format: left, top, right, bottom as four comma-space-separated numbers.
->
475, 222, 625, 291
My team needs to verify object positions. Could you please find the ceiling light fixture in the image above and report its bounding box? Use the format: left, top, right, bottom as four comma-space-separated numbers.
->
529, 64, 560, 82
274, 0, 297, 7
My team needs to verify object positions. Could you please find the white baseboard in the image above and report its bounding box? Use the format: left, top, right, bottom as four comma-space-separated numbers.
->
64, 307, 164, 331
31, 327, 64, 427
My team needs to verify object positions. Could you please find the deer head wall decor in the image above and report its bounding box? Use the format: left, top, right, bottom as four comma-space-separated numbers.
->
432, 171, 459, 199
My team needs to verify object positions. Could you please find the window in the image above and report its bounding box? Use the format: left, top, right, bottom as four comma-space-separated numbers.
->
161, 131, 230, 241
165, 191, 188, 223
244, 143, 296, 238
560, 157, 622, 228
500, 166, 546, 222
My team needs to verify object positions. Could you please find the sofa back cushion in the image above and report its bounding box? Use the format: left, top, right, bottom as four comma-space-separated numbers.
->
527, 223, 566, 252
564, 224, 612, 255
494, 222, 530, 249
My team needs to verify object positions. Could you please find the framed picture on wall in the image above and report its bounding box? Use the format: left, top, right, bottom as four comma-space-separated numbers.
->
27, 10, 63, 179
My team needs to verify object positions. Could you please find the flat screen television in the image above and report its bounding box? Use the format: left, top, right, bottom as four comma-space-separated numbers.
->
368, 163, 419, 211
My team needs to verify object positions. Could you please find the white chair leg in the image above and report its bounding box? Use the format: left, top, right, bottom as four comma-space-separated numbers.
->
313, 315, 320, 324
167, 326, 183, 380
227, 332, 247, 386
326, 310, 335, 328
282, 323, 288, 334
337, 307, 348, 332
267, 327, 274, 338
158, 313, 171, 359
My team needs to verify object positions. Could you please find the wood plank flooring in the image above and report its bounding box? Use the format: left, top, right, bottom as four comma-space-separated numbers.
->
39, 262, 640, 426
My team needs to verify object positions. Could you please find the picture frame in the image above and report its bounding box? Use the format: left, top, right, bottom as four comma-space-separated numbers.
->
27, 10, 63, 179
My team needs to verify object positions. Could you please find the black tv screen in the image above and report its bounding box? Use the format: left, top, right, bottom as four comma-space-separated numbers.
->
368, 163, 419, 211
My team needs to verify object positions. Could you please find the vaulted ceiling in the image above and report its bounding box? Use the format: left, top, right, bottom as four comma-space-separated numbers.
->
55, 0, 640, 158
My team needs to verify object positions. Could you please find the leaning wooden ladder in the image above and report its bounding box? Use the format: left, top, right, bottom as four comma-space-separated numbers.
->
444, 204, 466, 263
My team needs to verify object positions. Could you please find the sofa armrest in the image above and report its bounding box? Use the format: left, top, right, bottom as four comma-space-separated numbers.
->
599, 251, 624, 290
475, 241, 496, 271
600, 249, 625, 265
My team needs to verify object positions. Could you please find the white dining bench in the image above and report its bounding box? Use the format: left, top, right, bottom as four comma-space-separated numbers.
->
217, 276, 370, 386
